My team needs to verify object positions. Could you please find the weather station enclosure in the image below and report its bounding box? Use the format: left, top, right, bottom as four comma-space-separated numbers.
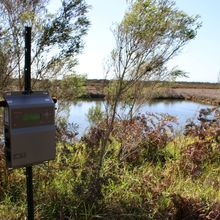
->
4, 91, 56, 168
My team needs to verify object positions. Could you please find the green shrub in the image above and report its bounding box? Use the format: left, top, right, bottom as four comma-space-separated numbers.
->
87, 103, 103, 125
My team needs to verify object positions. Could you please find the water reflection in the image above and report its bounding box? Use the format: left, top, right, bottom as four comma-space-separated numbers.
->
59, 99, 213, 137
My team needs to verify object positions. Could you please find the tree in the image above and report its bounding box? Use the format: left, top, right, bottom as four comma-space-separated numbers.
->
105, 0, 201, 123
60, 73, 86, 100
0, 45, 12, 92
98, 0, 201, 176
0, 0, 90, 91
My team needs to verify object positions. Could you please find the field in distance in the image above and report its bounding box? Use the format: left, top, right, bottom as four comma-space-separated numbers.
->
86, 79, 220, 105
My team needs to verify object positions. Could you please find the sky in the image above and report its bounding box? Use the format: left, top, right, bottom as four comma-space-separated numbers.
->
51, 0, 220, 83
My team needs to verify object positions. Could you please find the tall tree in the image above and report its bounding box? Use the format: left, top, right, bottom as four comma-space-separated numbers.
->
0, 0, 90, 91
98, 0, 201, 176
105, 0, 201, 122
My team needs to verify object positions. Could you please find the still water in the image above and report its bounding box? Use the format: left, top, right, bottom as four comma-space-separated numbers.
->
60, 99, 213, 137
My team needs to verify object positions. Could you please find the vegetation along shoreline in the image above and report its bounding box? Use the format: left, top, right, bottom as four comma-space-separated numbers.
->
85, 79, 220, 105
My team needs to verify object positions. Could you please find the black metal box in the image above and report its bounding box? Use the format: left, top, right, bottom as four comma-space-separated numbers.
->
4, 91, 56, 168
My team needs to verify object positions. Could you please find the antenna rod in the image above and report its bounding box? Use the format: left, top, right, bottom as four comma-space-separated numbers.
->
24, 26, 32, 93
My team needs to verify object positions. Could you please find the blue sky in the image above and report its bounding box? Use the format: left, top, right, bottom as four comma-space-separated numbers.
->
170, 0, 220, 82
74, 0, 127, 80
52, 0, 220, 83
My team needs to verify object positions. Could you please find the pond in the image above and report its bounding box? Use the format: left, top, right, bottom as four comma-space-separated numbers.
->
60, 99, 213, 137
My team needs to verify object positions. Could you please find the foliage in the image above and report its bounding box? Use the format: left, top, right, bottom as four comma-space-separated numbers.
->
100, 0, 201, 183
56, 116, 78, 144
1, 1, 217, 218
111, 113, 177, 164
0, 46, 12, 94
180, 108, 220, 178
0, 0, 90, 90
105, 0, 201, 107
87, 103, 104, 125
59, 73, 87, 100
1, 108, 220, 218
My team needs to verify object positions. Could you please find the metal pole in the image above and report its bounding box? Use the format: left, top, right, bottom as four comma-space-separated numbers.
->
24, 26, 34, 220
26, 166, 34, 220
24, 26, 32, 94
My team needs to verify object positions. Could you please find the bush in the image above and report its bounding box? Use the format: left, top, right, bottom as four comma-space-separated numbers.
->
87, 103, 103, 125
111, 113, 177, 164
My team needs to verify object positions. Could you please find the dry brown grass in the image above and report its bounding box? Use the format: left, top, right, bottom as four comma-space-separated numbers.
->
171, 88, 220, 104
173, 88, 220, 99
85, 80, 220, 104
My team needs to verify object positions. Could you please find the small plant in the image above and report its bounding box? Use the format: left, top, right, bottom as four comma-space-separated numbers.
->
181, 108, 220, 178
112, 112, 177, 164
172, 194, 220, 219
87, 103, 104, 125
